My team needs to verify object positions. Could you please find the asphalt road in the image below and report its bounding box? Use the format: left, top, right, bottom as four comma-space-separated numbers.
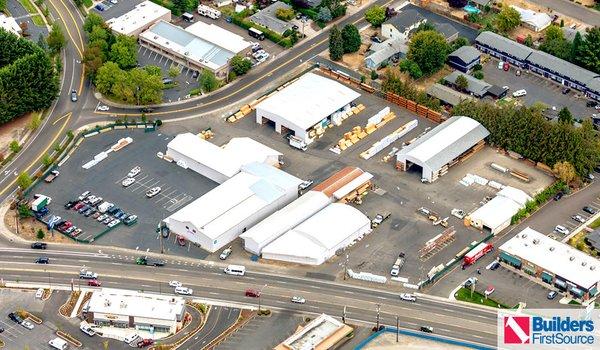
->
179, 305, 239, 349
0, 247, 498, 348
530, 0, 600, 26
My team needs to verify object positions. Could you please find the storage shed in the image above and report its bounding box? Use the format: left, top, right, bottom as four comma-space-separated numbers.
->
468, 186, 531, 234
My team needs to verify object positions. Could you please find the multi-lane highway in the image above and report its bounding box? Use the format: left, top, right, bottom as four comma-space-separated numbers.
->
0, 246, 498, 348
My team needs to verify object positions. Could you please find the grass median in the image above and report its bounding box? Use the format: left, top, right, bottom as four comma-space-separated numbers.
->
454, 287, 508, 308
18, 0, 45, 26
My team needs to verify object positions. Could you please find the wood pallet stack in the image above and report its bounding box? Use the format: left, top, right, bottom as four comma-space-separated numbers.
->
336, 111, 396, 151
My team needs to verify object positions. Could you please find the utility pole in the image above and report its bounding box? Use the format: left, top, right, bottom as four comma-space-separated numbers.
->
396, 316, 399, 342
376, 304, 381, 330
343, 254, 349, 280
258, 284, 268, 313
342, 305, 346, 323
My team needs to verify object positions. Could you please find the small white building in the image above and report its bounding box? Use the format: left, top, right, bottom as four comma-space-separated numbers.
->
468, 186, 531, 234
511, 6, 551, 32
0, 14, 22, 37
274, 314, 353, 350
166, 133, 281, 184
106, 0, 171, 37
255, 73, 360, 144
84, 289, 185, 335
261, 203, 371, 265
240, 191, 331, 255
396, 116, 489, 183
164, 162, 302, 253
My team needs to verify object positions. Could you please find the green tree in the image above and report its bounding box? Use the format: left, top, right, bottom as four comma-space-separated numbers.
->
398, 59, 423, 79
454, 74, 468, 91
496, 6, 521, 33
37, 33, 47, 51
29, 113, 41, 130
317, 7, 332, 23
37, 229, 45, 239
109, 35, 137, 69
415, 22, 435, 33
16, 172, 32, 190
9, 140, 21, 153
365, 5, 386, 27
95, 61, 123, 95
570, 31, 583, 61
328, 25, 344, 61
42, 154, 53, 167
199, 70, 219, 92
472, 70, 484, 79
46, 23, 66, 54
524, 34, 533, 47
83, 13, 105, 33
545, 25, 564, 41
578, 27, 600, 73
275, 7, 295, 21
558, 107, 573, 124
0, 0, 6, 11
540, 37, 571, 60
18, 204, 33, 218
73, 0, 83, 6
168, 66, 181, 78
88, 25, 109, 44
341, 24, 361, 53
230, 55, 252, 76
451, 37, 469, 51
83, 45, 104, 79
407, 30, 449, 76
370, 70, 378, 80
553, 161, 577, 184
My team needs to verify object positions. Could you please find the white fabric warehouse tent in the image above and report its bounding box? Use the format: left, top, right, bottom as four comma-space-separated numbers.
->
468, 186, 532, 234
240, 191, 331, 255
261, 203, 371, 265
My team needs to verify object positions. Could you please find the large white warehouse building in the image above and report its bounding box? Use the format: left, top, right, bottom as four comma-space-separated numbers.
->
255, 73, 360, 144
396, 116, 489, 182
164, 162, 301, 252
166, 133, 282, 184
468, 186, 531, 234
240, 191, 331, 255
261, 203, 371, 265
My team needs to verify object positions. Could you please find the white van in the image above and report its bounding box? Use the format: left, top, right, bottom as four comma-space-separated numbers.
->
80, 322, 96, 336
124, 333, 140, 344
49, 337, 69, 350
224, 265, 246, 276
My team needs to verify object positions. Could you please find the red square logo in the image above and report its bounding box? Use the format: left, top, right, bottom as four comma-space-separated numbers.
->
504, 316, 530, 344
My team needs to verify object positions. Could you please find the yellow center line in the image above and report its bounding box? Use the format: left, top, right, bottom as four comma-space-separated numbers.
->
0, 113, 72, 198
52, 0, 85, 56
52, 112, 71, 126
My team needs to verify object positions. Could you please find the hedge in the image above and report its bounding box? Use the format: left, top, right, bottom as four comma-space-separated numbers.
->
511, 181, 568, 224
231, 13, 294, 48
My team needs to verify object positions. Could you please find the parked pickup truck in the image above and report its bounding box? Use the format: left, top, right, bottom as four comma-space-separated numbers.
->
390, 252, 405, 277
44, 170, 60, 183
371, 212, 391, 228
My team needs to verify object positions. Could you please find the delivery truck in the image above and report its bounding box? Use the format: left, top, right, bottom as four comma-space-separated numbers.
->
31, 194, 51, 212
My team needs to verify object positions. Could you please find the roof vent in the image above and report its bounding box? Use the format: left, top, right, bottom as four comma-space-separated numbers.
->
154, 35, 158, 40
582, 262, 587, 266
522, 233, 527, 238
533, 239, 539, 244
570, 256, 575, 261
549, 247, 555, 251
185, 51, 189, 56
591, 266, 596, 271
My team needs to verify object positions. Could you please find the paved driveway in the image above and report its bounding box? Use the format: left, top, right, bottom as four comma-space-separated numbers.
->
6, 0, 48, 40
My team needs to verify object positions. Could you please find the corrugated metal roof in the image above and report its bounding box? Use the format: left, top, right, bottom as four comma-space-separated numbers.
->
242, 162, 302, 192
444, 71, 492, 96
475, 31, 534, 60
426, 83, 473, 106
448, 46, 481, 65
312, 167, 364, 198
527, 50, 592, 85
397, 116, 489, 172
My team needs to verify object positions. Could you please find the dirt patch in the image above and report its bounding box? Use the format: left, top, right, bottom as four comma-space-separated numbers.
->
363, 331, 472, 350
412, 66, 454, 91
0, 113, 34, 156
4, 209, 73, 244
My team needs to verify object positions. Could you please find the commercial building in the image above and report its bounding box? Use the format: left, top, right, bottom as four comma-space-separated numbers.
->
475, 31, 600, 101
467, 186, 531, 234
0, 14, 22, 37
164, 162, 301, 252
396, 116, 489, 183
255, 73, 360, 144
139, 20, 250, 79
381, 9, 425, 41
249, 2, 293, 35
511, 6, 551, 32
447, 46, 481, 73
426, 83, 474, 107
262, 203, 371, 265
106, 0, 171, 37
499, 227, 600, 300
84, 290, 185, 335
274, 314, 353, 350
166, 133, 281, 184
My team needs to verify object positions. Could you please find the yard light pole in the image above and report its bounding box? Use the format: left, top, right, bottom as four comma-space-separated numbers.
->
376, 303, 381, 330
343, 254, 349, 280
258, 284, 268, 313
396, 315, 399, 342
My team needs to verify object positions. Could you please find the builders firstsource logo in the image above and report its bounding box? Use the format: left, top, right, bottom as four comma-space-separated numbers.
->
499, 310, 600, 349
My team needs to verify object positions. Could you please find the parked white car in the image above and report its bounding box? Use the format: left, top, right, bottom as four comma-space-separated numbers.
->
127, 166, 141, 178
554, 225, 569, 235
169, 281, 182, 288
122, 177, 135, 187
107, 219, 120, 228
512, 89, 527, 97
146, 187, 161, 198
21, 320, 34, 330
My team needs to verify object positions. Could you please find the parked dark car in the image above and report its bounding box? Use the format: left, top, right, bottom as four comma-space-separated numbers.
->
587, 101, 598, 108
490, 261, 500, 270
553, 192, 563, 201
583, 206, 597, 215
562, 87, 571, 94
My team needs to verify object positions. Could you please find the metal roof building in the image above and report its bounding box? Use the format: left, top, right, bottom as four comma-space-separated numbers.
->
261, 203, 371, 265
396, 116, 489, 182
468, 186, 531, 234
255, 73, 360, 144
164, 162, 302, 253
447, 46, 481, 72
444, 71, 492, 97
106, 0, 171, 37
426, 83, 474, 106
499, 227, 600, 300
0, 14, 22, 37
511, 6, 551, 32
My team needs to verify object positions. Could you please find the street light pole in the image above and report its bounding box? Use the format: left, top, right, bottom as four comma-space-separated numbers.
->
343, 254, 349, 280
376, 303, 381, 330
396, 315, 399, 342
258, 284, 267, 313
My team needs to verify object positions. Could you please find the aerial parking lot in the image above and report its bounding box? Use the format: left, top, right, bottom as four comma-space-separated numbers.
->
33, 128, 217, 257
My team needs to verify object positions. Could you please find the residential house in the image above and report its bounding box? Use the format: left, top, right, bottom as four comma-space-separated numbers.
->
381, 9, 426, 41
511, 6, 551, 32
365, 39, 408, 69
447, 46, 481, 72
426, 83, 474, 107
444, 71, 492, 98
470, 0, 492, 9
249, 2, 293, 35
433, 22, 459, 42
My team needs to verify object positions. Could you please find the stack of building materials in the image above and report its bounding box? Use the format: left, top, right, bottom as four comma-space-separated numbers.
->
360, 120, 418, 160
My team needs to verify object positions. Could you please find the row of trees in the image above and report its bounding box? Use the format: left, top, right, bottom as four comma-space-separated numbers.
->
452, 100, 600, 176
539, 25, 600, 74
0, 29, 59, 124
328, 24, 360, 61
381, 68, 442, 111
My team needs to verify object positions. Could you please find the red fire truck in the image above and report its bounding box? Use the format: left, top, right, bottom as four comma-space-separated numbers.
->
463, 242, 493, 266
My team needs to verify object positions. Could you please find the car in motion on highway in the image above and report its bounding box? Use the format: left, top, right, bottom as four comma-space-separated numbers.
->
88, 279, 102, 287
245, 288, 260, 297
175, 287, 193, 295
70, 89, 78, 102
35, 257, 49, 264
169, 281, 182, 288
79, 270, 99, 279
420, 326, 433, 333
146, 186, 161, 198
399, 293, 417, 302
291, 296, 306, 304
98, 105, 109, 111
